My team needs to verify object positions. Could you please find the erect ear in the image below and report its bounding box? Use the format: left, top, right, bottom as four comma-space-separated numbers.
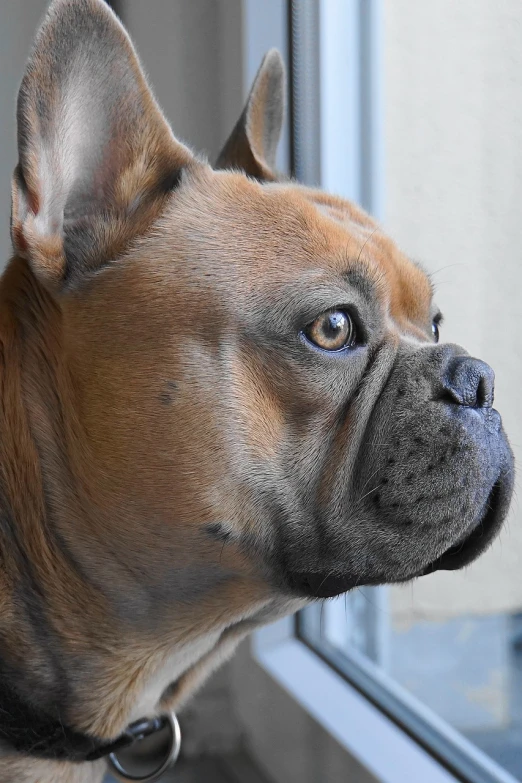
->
215, 49, 285, 182
11, 0, 194, 288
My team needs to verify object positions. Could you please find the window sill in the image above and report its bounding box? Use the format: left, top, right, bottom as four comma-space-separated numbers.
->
253, 620, 459, 783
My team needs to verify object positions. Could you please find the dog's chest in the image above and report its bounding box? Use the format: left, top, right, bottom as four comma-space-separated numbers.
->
129, 632, 221, 722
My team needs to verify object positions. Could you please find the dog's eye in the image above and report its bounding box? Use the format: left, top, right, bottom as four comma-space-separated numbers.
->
432, 318, 441, 343
304, 309, 356, 352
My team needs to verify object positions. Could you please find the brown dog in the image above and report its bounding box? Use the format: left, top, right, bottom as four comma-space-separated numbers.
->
0, 0, 514, 781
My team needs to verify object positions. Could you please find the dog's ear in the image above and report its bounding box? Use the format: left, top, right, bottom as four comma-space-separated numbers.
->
11, 0, 194, 288
215, 49, 285, 181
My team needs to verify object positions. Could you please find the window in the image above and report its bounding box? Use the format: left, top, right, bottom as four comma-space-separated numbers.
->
254, 2, 522, 782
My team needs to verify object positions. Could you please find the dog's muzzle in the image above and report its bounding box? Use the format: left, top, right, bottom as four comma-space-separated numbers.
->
283, 351, 514, 600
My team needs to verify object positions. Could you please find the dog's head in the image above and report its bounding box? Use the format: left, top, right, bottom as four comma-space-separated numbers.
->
10, 0, 513, 633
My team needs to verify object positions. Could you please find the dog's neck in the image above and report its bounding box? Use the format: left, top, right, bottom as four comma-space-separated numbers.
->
0, 258, 290, 783
0, 757, 106, 783
0, 259, 107, 780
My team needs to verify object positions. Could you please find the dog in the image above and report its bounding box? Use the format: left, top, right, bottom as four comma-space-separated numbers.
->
0, 0, 514, 780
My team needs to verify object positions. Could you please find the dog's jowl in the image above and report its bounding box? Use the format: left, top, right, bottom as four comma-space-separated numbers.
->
0, 0, 513, 781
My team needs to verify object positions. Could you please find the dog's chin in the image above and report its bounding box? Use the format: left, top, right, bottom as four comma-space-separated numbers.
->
286, 464, 514, 601
419, 469, 513, 576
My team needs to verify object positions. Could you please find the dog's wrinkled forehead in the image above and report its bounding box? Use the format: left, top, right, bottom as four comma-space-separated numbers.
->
157, 168, 434, 338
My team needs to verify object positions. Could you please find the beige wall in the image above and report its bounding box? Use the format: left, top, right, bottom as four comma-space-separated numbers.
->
385, 0, 522, 623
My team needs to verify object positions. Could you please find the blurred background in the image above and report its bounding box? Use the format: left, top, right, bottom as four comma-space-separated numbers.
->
1, 2, 521, 782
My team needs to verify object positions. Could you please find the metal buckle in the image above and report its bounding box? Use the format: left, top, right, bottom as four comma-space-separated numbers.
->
107, 711, 181, 782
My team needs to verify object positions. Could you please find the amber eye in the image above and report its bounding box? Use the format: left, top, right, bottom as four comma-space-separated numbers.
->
304, 309, 356, 352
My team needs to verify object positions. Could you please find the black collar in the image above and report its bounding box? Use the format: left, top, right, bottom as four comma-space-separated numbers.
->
0, 679, 167, 763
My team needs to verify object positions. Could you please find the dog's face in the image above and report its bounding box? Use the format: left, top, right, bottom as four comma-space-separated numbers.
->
62, 170, 512, 606
10, 0, 513, 639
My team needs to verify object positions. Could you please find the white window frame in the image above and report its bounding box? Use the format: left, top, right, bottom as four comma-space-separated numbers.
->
255, 618, 456, 783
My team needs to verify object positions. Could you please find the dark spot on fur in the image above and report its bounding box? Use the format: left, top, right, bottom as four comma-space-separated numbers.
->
381, 477, 388, 485
406, 473, 414, 482
417, 496, 424, 503
373, 493, 381, 504
205, 523, 231, 543
154, 167, 183, 196
159, 380, 179, 406
387, 457, 395, 465
427, 464, 434, 472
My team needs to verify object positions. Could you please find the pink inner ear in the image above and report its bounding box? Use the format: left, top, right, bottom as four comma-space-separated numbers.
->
12, 224, 28, 256
12, 0, 195, 282
27, 189, 39, 218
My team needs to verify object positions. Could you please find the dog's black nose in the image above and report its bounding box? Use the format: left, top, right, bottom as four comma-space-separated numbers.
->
443, 356, 495, 408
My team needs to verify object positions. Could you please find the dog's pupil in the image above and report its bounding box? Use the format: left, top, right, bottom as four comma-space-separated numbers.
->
320, 311, 350, 347
326, 312, 346, 335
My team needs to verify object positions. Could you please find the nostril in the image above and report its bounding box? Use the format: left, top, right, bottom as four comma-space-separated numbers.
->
441, 357, 495, 409
476, 375, 494, 409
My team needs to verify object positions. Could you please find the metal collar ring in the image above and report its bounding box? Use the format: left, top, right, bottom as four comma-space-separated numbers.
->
107, 711, 181, 782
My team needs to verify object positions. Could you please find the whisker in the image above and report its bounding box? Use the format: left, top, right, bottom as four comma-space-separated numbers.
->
359, 465, 383, 494
356, 227, 379, 265
316, 569, 337, 596
356, 483, 381, 504
428, 262, 466, 277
